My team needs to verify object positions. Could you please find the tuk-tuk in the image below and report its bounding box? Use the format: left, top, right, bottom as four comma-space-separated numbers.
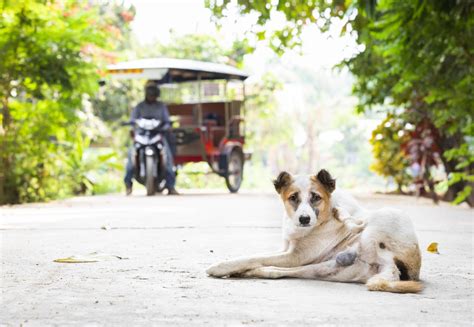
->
107, 58, 250, 193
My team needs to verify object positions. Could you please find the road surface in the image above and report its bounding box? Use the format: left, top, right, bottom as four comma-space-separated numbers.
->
1, 191, 473, 326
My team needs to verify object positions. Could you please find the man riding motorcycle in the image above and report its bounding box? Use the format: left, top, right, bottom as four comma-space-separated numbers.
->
124, 82, 179, 195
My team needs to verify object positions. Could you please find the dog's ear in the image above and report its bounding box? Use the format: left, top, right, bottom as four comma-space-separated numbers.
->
316, 169, 336, 193
273, 171, 292, 194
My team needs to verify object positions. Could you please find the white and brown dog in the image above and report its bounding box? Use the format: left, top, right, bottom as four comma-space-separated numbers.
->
206, 169, 422, 293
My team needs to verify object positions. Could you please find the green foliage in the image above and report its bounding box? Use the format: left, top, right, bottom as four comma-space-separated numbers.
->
91, 171, 124, 195
243, 72, 298, 184
206, 0, 474, 205
137, 33, 251, 67
345, 0, 474, 204
323, 110, 382, 190
0, 0, 134, 204
143, 34, 224, 62
206, 0, 346, 54
93, 79, 139, 122
245, 73, 288, 149
176, 162, 227, 190
369, 114, 411, 191
5, 99, 75, 202
65, 132, 122, 195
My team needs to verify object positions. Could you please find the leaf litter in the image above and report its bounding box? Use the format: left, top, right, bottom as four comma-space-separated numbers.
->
54, 252, 128, 263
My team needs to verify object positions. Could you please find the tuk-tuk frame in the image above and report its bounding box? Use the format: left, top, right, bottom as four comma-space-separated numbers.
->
107, 58, 250, 192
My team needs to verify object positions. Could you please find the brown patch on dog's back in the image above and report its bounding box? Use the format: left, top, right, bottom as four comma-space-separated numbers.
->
397, 244, 422, 281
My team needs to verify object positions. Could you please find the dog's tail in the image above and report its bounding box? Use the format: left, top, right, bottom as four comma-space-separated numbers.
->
366, 278, 423, 293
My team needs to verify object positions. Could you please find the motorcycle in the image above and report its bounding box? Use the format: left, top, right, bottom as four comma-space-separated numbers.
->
124, 118, 169, 196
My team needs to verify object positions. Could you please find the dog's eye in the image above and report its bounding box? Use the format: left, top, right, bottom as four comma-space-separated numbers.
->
288, 193, 299, 202
311, 192, 321, 203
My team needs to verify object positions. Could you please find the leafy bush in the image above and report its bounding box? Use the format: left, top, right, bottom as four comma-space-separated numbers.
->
0, 0, 134, 204
369, 114, 412, 193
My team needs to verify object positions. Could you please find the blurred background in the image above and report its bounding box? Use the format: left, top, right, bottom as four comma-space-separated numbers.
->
0, 0, 472, 206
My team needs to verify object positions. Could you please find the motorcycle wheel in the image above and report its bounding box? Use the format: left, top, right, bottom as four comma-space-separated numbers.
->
145, 156, 156, 196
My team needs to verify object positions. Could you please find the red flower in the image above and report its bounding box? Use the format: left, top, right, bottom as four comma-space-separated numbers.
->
120, 11, 134, 23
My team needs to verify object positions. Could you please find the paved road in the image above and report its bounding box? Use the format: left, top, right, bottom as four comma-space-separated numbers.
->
1, 191, 473, 326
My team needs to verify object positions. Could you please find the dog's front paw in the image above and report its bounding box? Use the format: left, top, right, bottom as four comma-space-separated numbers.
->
206, 261, 238, 277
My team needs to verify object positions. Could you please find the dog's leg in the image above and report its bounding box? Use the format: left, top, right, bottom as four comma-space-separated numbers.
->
365, 251, 423, 293
235, 245, 361, 279
242, 258, 370, 282
281, 239, 290, 252
240, 265, 325, 279
241, 260, 342, 279
206, 251, 302, 278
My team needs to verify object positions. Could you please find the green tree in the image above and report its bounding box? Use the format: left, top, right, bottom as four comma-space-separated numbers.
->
345, 0, 473, 205
0, 0, 133, 204
136, 33, 252, 67
206, 0, 474, 206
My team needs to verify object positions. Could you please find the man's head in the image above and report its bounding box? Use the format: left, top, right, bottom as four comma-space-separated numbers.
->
274, 169, 336, 231
145, 83, 160, 103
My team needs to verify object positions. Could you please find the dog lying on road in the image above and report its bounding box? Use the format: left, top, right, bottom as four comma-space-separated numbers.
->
206, 169, 422, 293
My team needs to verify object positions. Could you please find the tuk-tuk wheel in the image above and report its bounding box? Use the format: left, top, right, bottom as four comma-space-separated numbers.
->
225, 149, 244, 193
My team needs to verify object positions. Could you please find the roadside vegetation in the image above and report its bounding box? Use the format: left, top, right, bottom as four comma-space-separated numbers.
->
1, 0, 472, 206
206, 0, 474, 206
0, 1, 134, 204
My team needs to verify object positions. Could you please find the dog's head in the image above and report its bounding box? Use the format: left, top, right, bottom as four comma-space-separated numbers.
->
274, 169, 335, 230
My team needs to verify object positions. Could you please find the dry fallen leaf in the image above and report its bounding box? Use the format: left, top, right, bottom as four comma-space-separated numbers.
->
54, 252, 127, 263
427, 242, 439, 254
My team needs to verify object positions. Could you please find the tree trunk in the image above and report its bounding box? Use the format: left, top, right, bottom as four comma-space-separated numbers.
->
396, 183, 405, 195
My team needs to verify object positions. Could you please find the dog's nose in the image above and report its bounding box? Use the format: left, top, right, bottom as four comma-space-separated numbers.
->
299, 215, 310, 225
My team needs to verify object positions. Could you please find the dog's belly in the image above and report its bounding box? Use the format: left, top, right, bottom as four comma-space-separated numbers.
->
302, 231, 363, 265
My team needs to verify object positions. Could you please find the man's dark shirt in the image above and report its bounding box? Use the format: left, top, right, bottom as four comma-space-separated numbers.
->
131, 100, 171, 128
